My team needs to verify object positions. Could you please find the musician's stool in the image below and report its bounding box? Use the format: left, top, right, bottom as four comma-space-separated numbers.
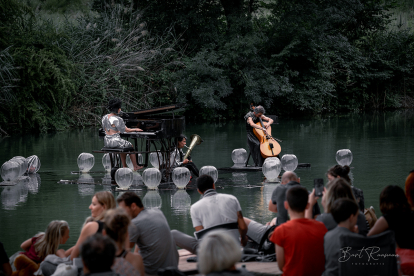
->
92, 148, 143, 170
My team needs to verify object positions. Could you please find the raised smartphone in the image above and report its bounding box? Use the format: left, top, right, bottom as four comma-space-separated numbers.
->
314, 178, 324, 197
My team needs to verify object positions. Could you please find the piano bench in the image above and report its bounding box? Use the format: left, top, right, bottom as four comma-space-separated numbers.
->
92, 149, 139, 155
100, 147, 135, 152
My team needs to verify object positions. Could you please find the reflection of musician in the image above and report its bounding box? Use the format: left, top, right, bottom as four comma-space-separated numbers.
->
244, 105, 274, 167
173, 135, 199, 177
102, 98, 143, 171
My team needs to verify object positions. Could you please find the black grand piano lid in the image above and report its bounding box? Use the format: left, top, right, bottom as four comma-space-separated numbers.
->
122, 103, 186, 119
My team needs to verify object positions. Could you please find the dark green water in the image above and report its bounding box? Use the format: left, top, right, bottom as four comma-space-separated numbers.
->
1, 111, 413, 255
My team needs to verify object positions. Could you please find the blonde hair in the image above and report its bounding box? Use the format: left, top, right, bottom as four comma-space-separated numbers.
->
325, 178, 356, 213
103, 208, 130, 246
198, 231, 241, 274
83, 191, 116, 227
94, 191, 116, 221
33, 220, 69, 260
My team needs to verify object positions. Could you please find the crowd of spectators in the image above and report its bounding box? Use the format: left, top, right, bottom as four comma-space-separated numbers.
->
1, 167, 413, 276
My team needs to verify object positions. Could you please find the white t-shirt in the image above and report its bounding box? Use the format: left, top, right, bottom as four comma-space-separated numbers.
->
190, 191, 242, 229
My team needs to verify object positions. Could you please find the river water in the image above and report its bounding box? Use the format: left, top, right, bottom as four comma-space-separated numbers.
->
0, 111, 413, 255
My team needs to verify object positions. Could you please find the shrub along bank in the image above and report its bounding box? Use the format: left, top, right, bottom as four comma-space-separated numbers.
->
1, 0, 414, 134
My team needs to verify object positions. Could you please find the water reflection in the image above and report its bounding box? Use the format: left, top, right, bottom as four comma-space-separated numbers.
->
1, 178, 30, 210
132, 172, 144, 186
27, 173, 41, 194
263, 184, 279, 207
171, 190, 191, 211
78, 174, 95, 196
231, 172, 248, 185
102, 173, 112, 185
143, 191, 162, 208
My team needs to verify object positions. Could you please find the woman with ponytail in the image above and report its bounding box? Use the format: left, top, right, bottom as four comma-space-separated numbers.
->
103, 208, 144, 276
327, 165, 365, 211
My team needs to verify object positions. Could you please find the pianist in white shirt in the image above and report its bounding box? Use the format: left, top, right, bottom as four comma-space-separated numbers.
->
102, 98, 143, 171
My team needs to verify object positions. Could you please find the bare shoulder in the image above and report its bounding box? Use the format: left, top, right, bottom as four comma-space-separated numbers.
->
82, 221, 99, 235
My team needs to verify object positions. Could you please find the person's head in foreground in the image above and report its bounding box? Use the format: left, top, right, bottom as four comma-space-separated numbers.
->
198, 230, 242, 275
89, 191, 116, 221
281, 171, 300, 185
331, 198, 359, 230
103, 208, 131, 247
35, 220, 70, 259
324, 178, 356, 213
327, 165, 352, 184
284, 186, 309, 215
81, 234, 116, 274
116, 191, 144, 218
197, 174, 215, 194
380, 185, 411, 215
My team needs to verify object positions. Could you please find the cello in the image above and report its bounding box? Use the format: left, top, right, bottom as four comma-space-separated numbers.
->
251, 106, 282, 158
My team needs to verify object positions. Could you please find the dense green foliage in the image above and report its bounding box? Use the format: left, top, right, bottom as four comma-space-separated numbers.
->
1, 0, 414, 134
0, 0, 181, 134
132, 0, 414, 120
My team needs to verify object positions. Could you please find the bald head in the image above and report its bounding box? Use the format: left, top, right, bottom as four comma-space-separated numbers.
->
281, 171, 299, 185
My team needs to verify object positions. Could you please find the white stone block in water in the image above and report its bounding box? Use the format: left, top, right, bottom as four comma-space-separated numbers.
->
142, 168, 161, 189
126, 154, 144, 170
1, 161, 20, 182
77, 153, 95, 173
11, 156, 27, 177
336, 149, 353, 166
232, 148, 247, 167
281, 154, 298, 172
172, 167, 191, 189
199, 166, 218, 183
149, 152, 164, 169
115, 168, 133, 190
262, 159, 281, 182
102, 154, 112, 172
26, 155, 41, 174
172, 190, 191, 210
143, 191, 162, 208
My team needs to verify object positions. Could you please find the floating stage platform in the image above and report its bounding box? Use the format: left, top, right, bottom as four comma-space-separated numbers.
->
58, 178, 198, 191
178, 249, 282, 276
218, 163, 311, 172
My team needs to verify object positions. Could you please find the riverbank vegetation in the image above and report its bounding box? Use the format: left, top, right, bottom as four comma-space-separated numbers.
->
1, 0, 414, 134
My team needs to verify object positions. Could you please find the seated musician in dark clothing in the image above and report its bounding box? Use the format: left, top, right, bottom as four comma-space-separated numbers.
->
172, 135, 199, 177
244, 106, 273, 167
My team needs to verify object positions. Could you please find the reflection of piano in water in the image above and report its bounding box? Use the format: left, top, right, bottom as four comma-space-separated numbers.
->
95, 104, 185, 183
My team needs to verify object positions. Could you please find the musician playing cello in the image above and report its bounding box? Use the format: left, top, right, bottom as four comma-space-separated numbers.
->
244, 105, 274, 167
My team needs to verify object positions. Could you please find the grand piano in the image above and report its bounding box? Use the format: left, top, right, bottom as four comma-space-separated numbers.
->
96, 104, 186, 178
